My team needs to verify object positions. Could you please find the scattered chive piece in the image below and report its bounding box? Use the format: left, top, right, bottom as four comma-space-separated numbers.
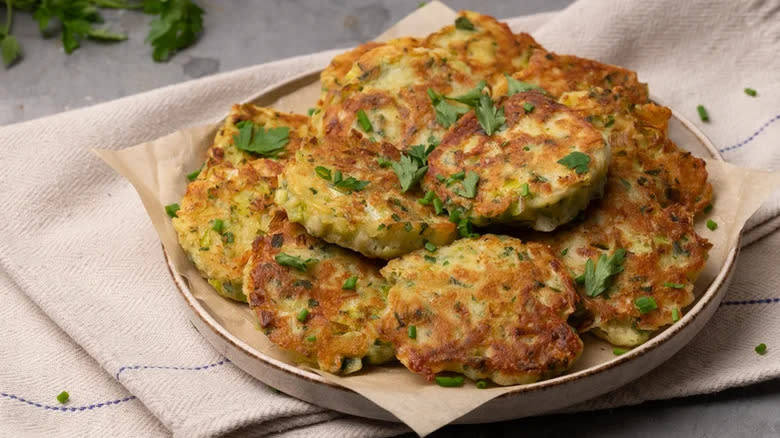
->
211, 219, 224, 233
672, 308, 680, 322
408, 325, 417, 339
744, 88, 757, 97
222, 231, 235, 244
703, 203, 713, 213
306, 335, 316, 342
434, 375, 465, 387
424, 241, 437, 252
697, 105, 710, 122
706, 219, 718, 231
520, 182, 530, 198
454, 16, 475, 31
356, 109, 373, 133
635, 296, 658, 314
418, 190, 435, 205
275, 253, 315, 271
377, 156, 393, 168
56, 391, 69, 404
186, 166, 202, 181
475, 380, 488, 389
612, 347, 629, 355
296, 308, 309, 322
664, 282, 685, 289
560, 248, 569, 256
755, 343, 767, 355
433, 198, 444, 215
523, 102, 535, 113
342, 275, 358, 290
165, 203, 180, 218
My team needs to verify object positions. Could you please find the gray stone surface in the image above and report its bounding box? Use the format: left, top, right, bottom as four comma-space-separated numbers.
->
2, 1, 778, 436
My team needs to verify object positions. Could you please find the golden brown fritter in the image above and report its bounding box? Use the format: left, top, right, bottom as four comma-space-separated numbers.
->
423, 91, 610, 230
244, 212, 393, 374
276, 134, 457, 259
379, 235, 583, 385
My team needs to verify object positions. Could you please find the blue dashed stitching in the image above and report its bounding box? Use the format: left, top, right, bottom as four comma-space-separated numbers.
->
0, 392, 136, 412
719, 114, 780, 153
721, 297, 780, 306
115, 357, 231, 380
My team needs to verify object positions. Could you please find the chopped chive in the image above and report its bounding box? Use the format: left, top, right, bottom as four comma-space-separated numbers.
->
56, 391, 69, 404
523, 102, 535, 113
672, 308, 680, 322
475, 380, 488, 389
664, 282, 685, 289
560, 248, 569, 256
454, 16, 474, 31
211, 219, 224, 233
424, 254, 437, 263
418, 190, 436, 205
520, 183, 530, 198
306, 335, 316, 342
697, 105, 710, 122
434, 375, 465, 387
275, 253, 315, 271
706, 219, 718, 231
342, 275, 358, 290
755, 343, 767, 355
408, 325, 417, 339
703, 203, 713, 213
186, 166, 202, 181
377, 156, 392, 168
165, 203, 180, 218
222, 231, 235, 244
356, 109, 373, 133
744, 88, 757, 97
433, 198, 444, 215
612, 347, 629, 355
296, 308, 309, 322
635, 296, 658, 314
424, 241, 437, 252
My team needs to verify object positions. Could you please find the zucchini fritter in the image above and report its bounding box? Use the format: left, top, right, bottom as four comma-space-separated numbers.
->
276, 135, 457, 259
379, 235, 583, 385
244, 212, 393, 374
423, 91, 610, 230
173, 104, 309, 302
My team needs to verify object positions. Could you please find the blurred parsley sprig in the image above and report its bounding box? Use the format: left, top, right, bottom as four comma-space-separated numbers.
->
1, 0, 204, 68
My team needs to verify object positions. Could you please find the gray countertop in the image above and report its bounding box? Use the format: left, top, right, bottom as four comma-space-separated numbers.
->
2, 1, 778, 436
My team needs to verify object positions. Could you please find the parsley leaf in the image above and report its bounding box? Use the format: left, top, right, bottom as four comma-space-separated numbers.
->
635, 296, 658, 314
449, 80, 487, 107
144, 0, 204, 62
428, 88, 469, 128
454, 16, 475, 31
233, 120, 290, 158
557, 151, 591, 174
407, 143, 436, 166
275, 253, 316, 272
30, 0, 128, 55
392, 154, 428, 193
505, 74, 548, 95
475, 93, 505, 136
455, 171, 479, 198
584, 249, 626, 297
314, 165, 368, 192
1, 35, 21, 68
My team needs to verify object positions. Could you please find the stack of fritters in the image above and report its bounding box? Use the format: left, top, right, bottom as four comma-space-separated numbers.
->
171, 11, 712, 385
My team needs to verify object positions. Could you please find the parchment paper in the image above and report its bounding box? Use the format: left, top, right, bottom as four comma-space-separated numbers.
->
93, 2, 780, 436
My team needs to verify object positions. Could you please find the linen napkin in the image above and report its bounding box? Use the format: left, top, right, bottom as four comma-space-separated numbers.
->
1, 0, 778, 436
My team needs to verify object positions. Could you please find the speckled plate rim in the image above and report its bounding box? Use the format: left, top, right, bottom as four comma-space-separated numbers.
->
164, 68, 740, 424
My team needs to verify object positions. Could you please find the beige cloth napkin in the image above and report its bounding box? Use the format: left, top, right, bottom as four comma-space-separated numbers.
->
1, 0, 778, 436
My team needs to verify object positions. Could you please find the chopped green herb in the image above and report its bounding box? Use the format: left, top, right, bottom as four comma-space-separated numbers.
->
306, 335, 316, 342
520, 182, 531, 198
404, 222, 413, 232
391, 154, 428, 192
165, 203, 180, 218
446, 170, 466, 186
186, 166, 202, 181
584, 249, 627, 297
476, 93, 506, 136
275, 253, 315, 272
475, 380, 488, 389
418, 190, 436, 205
356, 109, 373, 133
604, 114, 616, 127
664, 282, 685, 289
449, 80, 487, 107
612, 348, 629, 356
755, 343, 767, 355
315, 166, 332, 180
433, 198, 444, 215
672, 307, 680, 322
334, 175, 369, 192
435, 375, 465, 387
342, 275, 358, 290
706, 219, 718, 231
408, 325, 417, 339
56, 391, 69, 404
428, 88, 469, 127
296, 308, 309, 322
505, 74, 547, 95
744, 88, 757, 97
424, 254, 437, 263
377, 156, 393, 168
635, 296, 658, 314
424, 241, 437, 252
307, 108, 317, 116
523, 102, 535, 113
560, 248, 569, 256
211, 219, 224, 233
703, 203, 713, 213
454, 16, 475, 31
233, 120, 290, 158
697, 105, 710, 122
557, 151, 591, 174
407, 143, 436, 166
455, 171, 479, 198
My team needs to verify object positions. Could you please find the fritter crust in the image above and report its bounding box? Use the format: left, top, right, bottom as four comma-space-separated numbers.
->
276, 135, 457, 259
244, 211, 393, 374
379, 235, 583, 385
423, 91, 609, 230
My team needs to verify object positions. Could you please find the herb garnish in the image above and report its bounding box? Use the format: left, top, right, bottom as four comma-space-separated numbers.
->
557, 151, 591, 174
475, 93, 505, 136
744, 88, 757, 97
165, 203, 180, 218
697, 105, 710, 122
233, 120, 290, 158
505, 74, 548, 95
583, 249, 626, 297
635, 296, 658, 314
314, 166, 369, 192
356, 109, 373, 133
428, 88, 469, 127
454, 16, 474, 31
275, 253, 316, 272
455, 171, 479, 198
342, 275, 358, 290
